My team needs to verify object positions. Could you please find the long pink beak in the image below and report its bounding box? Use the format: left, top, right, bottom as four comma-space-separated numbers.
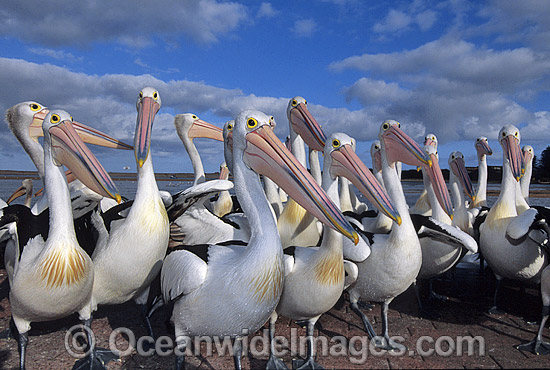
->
289, 102, 327, 151
135, 96, 160, 168
423, 153, 453, 217
188, 119, 224, 141
50, 119, 121, 202
502, 135, 523, 182
450, 156, 475, 202
244, 125, 358, 244
330, 144, 401, 225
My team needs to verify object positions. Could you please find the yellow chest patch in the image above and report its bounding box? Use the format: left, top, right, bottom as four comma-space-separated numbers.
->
278, 199, 307, 226
249, 256, 284, 304
314, 252, 344, 286
486, 200, 515, 230
40, 246, 88, 288
138, 199, 169, 235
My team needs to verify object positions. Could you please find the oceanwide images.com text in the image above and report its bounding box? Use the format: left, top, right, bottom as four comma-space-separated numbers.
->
66, 325, 485, 364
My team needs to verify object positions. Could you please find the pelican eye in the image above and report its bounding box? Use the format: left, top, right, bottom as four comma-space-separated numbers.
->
153, 91, 159, 100
382, 123, 389, 130
304, 100, 307, 105
397, 122, 401, 128
50, 114, 60, 123
291, 99, 297, 107
332, 139, 340, 148
247, 118, 258, 129
70, 116, 73, 121
375, 145, 380, 150
514, 131, 518, 137
502, 132, 506, 137
227, 123, 233, 131
139, 91, 143, 99
192, 115, 198, 120
30, 103, 41, 112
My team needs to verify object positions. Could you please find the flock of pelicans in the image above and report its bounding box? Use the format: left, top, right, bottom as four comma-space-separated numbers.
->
0, 87, 549, 370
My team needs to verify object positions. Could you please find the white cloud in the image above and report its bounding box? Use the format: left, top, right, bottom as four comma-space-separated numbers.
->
415, 10, 437, 31
373, 10, 412, 33
28, 47, 83, 63
0, 0, 248, 47
292, 19, 317, 38
257, 3, 278, 18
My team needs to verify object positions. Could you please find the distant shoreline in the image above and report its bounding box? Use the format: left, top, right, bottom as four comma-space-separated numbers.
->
0, 170, 219, 182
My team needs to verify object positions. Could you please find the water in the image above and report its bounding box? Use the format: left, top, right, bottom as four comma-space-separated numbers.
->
2, 177, 550, 209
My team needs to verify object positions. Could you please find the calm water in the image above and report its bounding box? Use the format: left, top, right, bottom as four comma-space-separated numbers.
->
2, 178, 550, 208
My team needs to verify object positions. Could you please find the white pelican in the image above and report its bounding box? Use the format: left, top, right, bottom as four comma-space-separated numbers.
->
521, 145, 534, 203
471, 136, 492, 208
448, 151, 476, 236
174, 113, 224, 186
278, 97, 326, 248
347, 120, 436, 351
74, 87, 170, 369
7, 179, 34, 208
268, 133, 399, 369
160, 110, 357, 370
479, 125, 548, 313
3, 110, 120, 370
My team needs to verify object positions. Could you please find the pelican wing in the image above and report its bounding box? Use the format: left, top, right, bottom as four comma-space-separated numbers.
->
161, 249, 207, 302
411, 214, 478, 253
168, 180, 233, 221
507, 208, 538, 240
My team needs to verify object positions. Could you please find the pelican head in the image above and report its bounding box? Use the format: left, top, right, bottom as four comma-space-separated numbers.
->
43, 110, 120, 202
522, 145, 534, 168
286, 96, 326, 151
174, 113, 223, 142
424, 134, 438, 148
371, 140, 382, 173
327, 133, 401, 225
223, 119, 235, 174
475, 136, 493, 159
135, 87, 161, 168
449, 151, 475, 203
498, 125, 523, 182
379, 120, 430, 168
235, 110, 358, 244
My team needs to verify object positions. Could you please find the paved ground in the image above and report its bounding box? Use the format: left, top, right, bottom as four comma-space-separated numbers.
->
0, 259, 549, 369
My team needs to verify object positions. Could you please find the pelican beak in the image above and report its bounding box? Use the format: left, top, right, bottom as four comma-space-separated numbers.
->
289, 102, 327, 151
6, 186, 27, 204
188, 119, 224, 141
28, 108, 133, 151
50, 119, 121, 202
423, 153, 453, 218
382, 125, 431, 167
28, 109, 49, 142
502, 135, 523, 182
244, 125, 358, 244
331, 144, 401, 225
71, 121, 133, 150
451, 157, 475, 202
135, 96, 160, 168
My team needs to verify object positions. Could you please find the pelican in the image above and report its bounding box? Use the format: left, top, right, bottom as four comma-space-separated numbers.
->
3, 110, 120, 370
347, 120, 439, 351
174, 113, 224, 186
479, 125, 548, 313
521, 145, 534, 203
268, 133, 399, 369
410, 134, 437, 216
7, 179, 34, 208
277, 97, 326, 248
471, 136, 492, 208
161, 110, 357, 370
449, 151, 476, 236
74, 87, 170, 369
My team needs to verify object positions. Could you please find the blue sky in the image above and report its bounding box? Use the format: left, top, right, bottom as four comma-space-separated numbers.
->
1, 0, 550, 174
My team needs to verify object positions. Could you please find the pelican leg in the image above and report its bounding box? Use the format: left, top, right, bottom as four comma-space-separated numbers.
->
175, 336, 190, 370
488, 278, 503, 314
378, 302, 406, 352
350, 301, 378, 341
516, 305, 550, 355
428, 279, 449, 302
292, 320, 324, 370
72, 317, 119, 370
266, 312, 289, 370
233, 337, 243, 370
17, 330, 28, 370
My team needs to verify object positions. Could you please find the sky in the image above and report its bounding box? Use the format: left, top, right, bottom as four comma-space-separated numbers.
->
1, 0, 550, 174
